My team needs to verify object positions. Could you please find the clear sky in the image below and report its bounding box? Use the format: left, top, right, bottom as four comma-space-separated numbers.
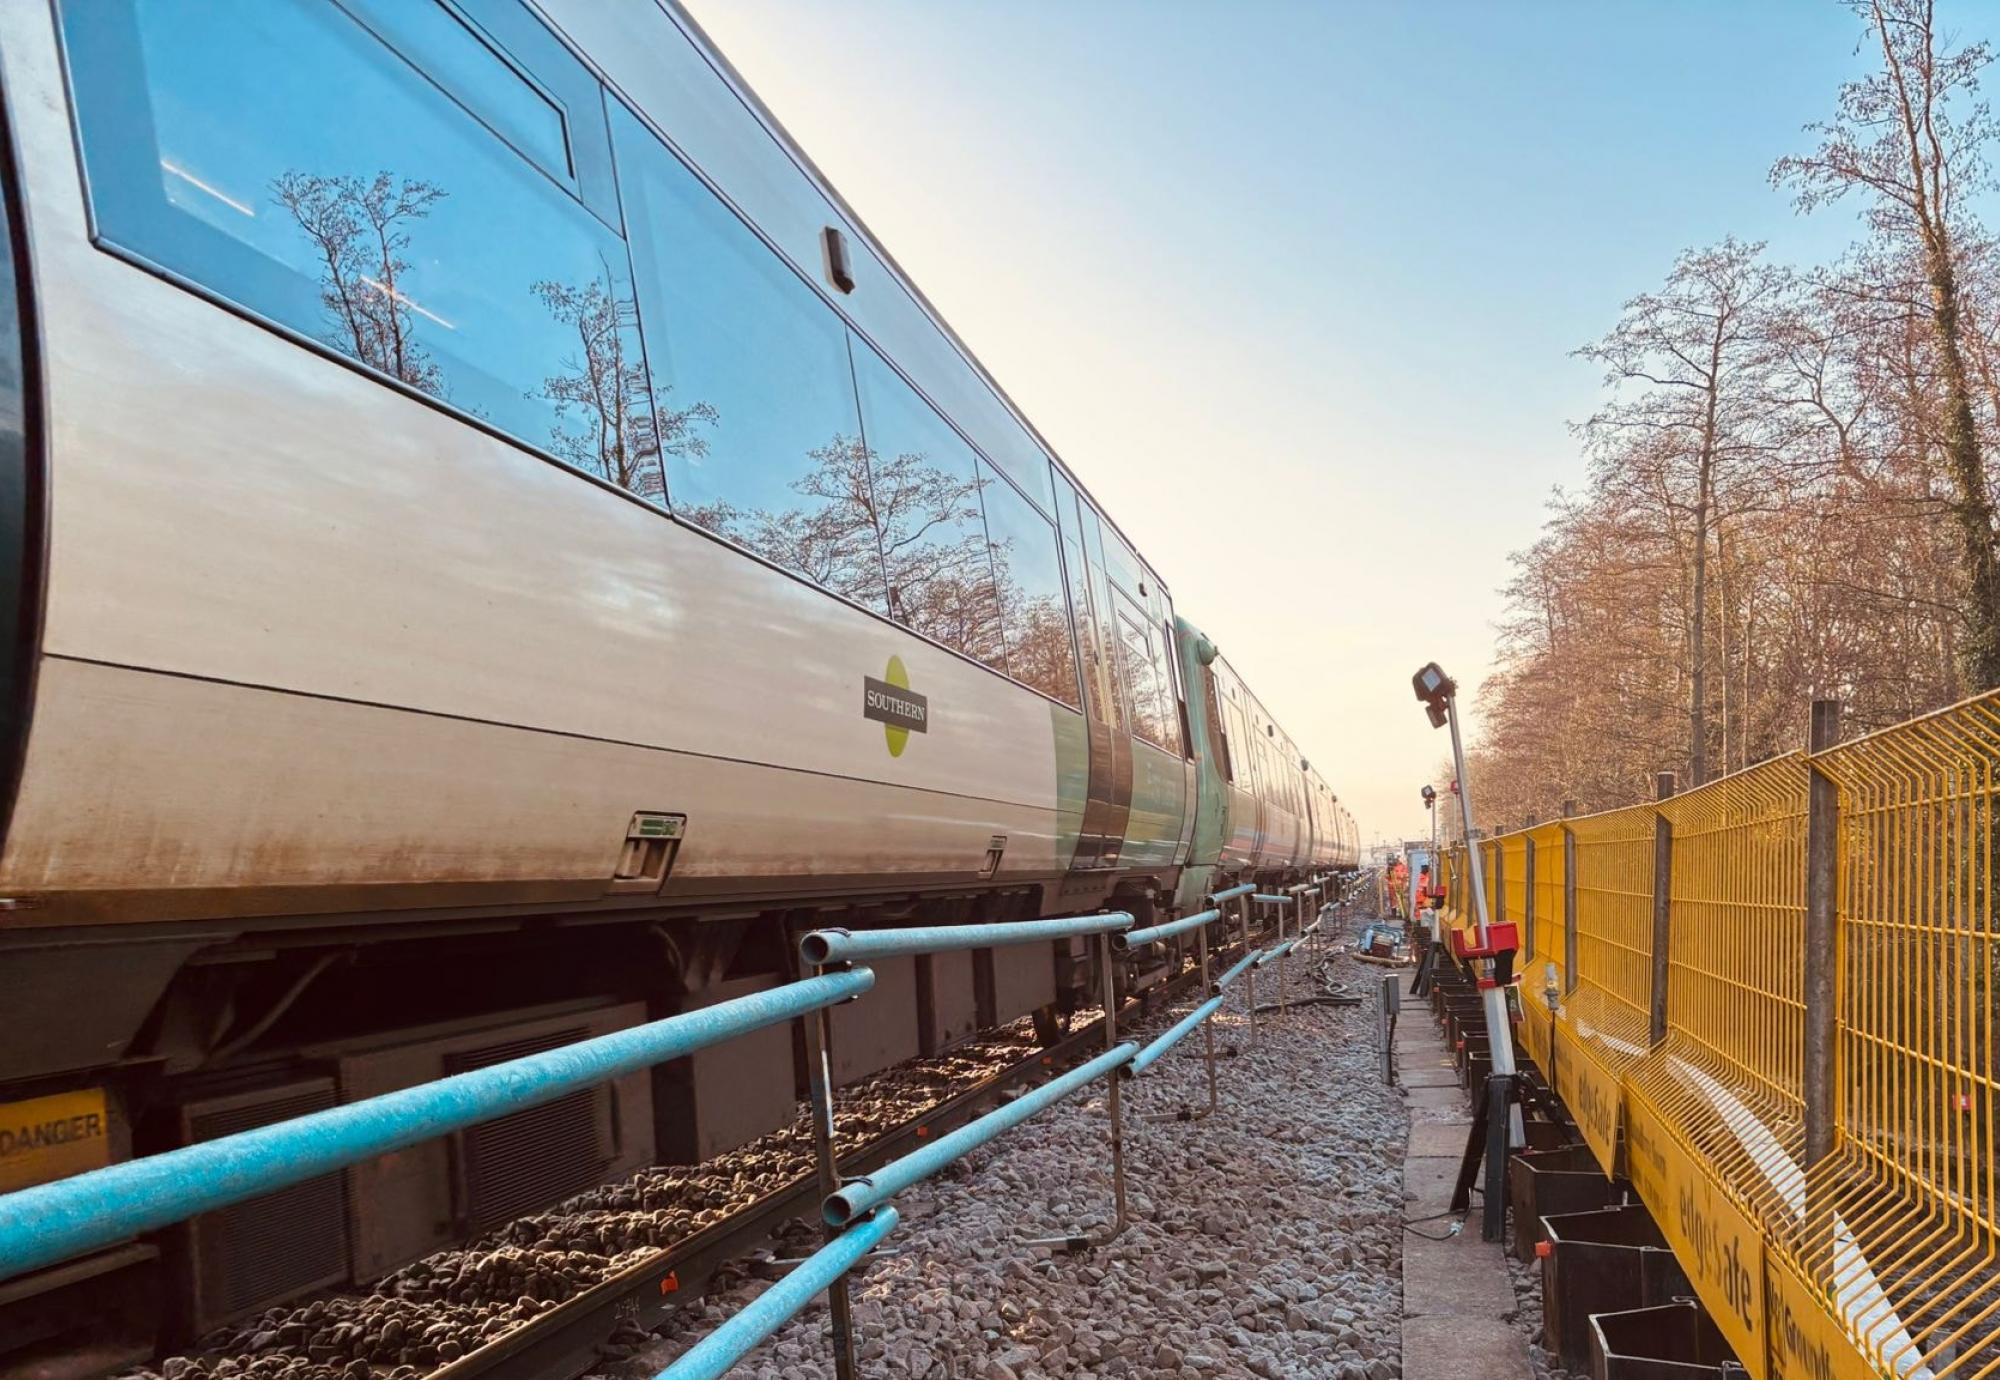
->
683, 0, 1899, 844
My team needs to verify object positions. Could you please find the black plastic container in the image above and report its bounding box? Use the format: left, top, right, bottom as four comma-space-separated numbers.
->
1589, 1300, 1745, 1378
1508, 1145, 1626, 1260
1541, 1205, 1693, 1373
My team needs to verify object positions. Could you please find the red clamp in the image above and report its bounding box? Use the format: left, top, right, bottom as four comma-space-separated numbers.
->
1449, 922, 1521, 990
1448, 922, 1519, 961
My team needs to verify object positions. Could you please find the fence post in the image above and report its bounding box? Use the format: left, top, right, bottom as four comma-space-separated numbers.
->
1804, 699, 1842, 1166
1561, 801, 1578, 994
1649, 771, 1676, 1046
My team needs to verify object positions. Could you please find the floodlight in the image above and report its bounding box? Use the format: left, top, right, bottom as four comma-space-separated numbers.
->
1412, 662, 1455, 728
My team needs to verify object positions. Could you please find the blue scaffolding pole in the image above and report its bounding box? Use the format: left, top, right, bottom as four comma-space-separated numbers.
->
796, 911, 1142, 1371
659, 1207, 900, 1380
825, 1042, 1138, 1228
0, 968, 876, 1280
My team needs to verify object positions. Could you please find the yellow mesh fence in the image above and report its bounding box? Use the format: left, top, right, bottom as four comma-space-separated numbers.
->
1500, 831, 1529, 927
1566, 804, 1658, 1067
1481, 838, 1501, 927
1518, 822, 1569, 1072
1530, 821, 1569, 993
1474, 691, 2000, 1376
1778, 696, 2000, 1378
1624, 754, 1811, 1246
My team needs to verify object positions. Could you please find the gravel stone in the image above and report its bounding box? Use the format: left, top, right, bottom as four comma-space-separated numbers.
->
609, 934, 1407, 1378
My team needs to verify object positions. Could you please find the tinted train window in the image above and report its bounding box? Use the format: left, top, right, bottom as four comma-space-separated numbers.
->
1114, 592, 1177, 753
1053, 472, 1120, 729
851, 344, 1005, 671
62, 0, 666, 501
609, 105, 892, 612
979, 463, 1079, 707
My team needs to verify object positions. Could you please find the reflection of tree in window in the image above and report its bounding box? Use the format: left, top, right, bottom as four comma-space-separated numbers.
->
982, 466, 1080, 707
1118, 613, 1165, 747
529, 268, 714, 502
271, 170, 447, 396
987, 539, 1079, 707
686, 435, 1003, 669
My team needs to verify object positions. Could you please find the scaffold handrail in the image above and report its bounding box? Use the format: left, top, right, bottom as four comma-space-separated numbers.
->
0, 967, 877, 1281
823, 1042, 1138, 1226
1123, 997, 1226, 1076
1212, 949, 1261, 993
1250, 893, 1290, 904
1256, 938, 1300, 967
1112, 907, 1220, 951
800, 912, 1133, 965
1209, 882, 1256, 903
659, 1206, 900, 1380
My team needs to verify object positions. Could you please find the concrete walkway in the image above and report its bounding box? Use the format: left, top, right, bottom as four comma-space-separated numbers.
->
1395, 989, 1532, 1380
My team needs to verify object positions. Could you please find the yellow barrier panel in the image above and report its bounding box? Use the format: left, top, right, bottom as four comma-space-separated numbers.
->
1555, 803, 1657, 1174
1491, 689, 2000, 1377
1440, 843, 1466, 928
1519, 822, 1569, 1074
1621, 754, 1812, 1379
1780, 696, 2000, 1379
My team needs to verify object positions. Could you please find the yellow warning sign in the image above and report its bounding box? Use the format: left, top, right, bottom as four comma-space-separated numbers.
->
0, 1087, 110, 1192
1625, 1091, 1766, 1378
1553, 1018, 1620, 1177
1766, 1259, 1877, 1380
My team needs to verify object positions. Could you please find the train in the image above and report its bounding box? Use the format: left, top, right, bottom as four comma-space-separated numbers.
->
0, 0, 1357, 1368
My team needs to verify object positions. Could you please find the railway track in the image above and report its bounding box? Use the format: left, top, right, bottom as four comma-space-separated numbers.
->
417, 952, 1227, 1380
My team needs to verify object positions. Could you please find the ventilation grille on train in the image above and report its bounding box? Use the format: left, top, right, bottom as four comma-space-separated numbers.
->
181, 1081, 349, 1330
446, 1027, 612, 1235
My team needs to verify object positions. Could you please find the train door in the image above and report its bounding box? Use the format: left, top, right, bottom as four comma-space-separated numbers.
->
1154, 590, 1197, 867
1052, 472, 1127, 867
1303, 773, 1321, 868
1227, 690, 1267, 868
1106, 589, 1178, 867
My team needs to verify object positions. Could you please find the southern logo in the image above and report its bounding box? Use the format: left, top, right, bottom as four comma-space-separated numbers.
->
863, 656, 929, 757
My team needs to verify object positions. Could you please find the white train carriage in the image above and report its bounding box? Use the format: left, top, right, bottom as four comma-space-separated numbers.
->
0, 0, 1354, 1361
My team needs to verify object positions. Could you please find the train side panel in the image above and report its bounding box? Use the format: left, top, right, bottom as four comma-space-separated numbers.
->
0, 2, 1089, 924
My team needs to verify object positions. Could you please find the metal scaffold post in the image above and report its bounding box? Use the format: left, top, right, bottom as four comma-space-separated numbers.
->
799, 961, 860, 1380
1412, 662, 1525, 1242
799, 911, 1135, 1273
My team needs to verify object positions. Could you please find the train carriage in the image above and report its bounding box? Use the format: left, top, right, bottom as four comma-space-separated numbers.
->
0, 0, 1355, 1364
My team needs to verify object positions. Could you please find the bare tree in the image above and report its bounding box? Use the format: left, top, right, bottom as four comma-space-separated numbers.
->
1575, 238, 1789, 785
1775, 0, 2000, 688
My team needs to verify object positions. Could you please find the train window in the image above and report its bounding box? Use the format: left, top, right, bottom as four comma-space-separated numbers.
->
62, 0, 666, 502
979, 463, 1080, 707
851, 343, 1006, 670
1114, 608, 1162, 748
1113, 593, 1179, 754
340, 0, 570, 190
609, 104, 891, 611
1053, 473, 1120, 730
